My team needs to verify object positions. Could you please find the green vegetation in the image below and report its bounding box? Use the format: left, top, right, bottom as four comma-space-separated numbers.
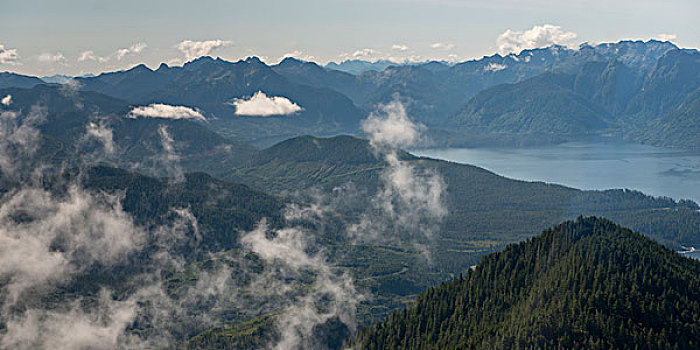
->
77, 166, 285, 251
450, 73, 613, 135
1, 44, 698, 346
2, 125, 699, 348
231, 135, 700, 251
355, 217, 700, 350
182, 312, 278, 349
449, 49, 700, 149
0, 84, 256, 175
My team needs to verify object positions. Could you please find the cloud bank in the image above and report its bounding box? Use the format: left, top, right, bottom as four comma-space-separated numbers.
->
361, 100, 423, 149
278, 50, 316, 63
497, 24, 578, 55
176, 40, 231, 60
231, 91, 303, 116
484, 62, 507, 72
241, 214, 360, 350
116, 43, 147, 60
0, 106, 46, 179
78, 50, 109, 63
1, 95, 11, 106
2, 291, 140, 350
0, 104, 247, 349
430, 42, 455, 50
0, 107, 151, 350
653, 33, 678, 42
352, 48, 376, 58
37, 52, 66, 64
0, 100, 302, 349
85, 122, 115, 155
0, 44, 19, 64
0, 186, 145, 307
128, 104, 205, 120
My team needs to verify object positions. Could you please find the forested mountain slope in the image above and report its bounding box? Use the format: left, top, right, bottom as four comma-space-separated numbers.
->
449, 49, 700, 148
0, 84, 256, 175
232, 135, 700, 251
355, 217, 700, 350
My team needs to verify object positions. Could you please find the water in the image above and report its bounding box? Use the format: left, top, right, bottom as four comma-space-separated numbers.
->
413, 141, 700, 204
680, 249, 700, 260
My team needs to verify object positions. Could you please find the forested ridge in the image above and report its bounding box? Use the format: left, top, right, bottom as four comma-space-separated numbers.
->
355, 217, 700, 350
1, 30, 699, 350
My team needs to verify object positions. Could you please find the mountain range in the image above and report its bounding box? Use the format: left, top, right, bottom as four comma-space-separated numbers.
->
72, 56, 366, 146
2, 84, 700, 346
0, 84, 255, 176
1, 39, 699, 349
3, 39, 697, 148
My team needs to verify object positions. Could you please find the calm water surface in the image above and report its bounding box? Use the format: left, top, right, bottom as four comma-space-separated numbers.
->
413, 141, 700, 204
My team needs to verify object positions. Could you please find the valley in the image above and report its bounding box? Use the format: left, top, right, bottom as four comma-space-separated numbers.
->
0, 18, 698, 348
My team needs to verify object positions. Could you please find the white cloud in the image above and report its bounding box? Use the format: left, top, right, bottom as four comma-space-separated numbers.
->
356, 99, 447, 248
484, 62, 507, 72
80, 44, 146, 63
497, 24, 578, 55
338, 48, 389, 63
430, 42, 455, 50
156, 125, 184, 182
240, 219, 360, 350
230, 91, 303, 117
0, 104, 274, 348
176, 40, 231, 60
0, 106, 46, 178
653, 33, 677, 42
1, 95, 11, 106
278, 50, 316, 63
85, 122, 114, 155
2, 292, 138, 350
352, 48, 375, 58
128, 104, 205, 120
362, 100, 422, 148
116, 43, 147, 60
0, 186, 145, 307
0, 109, 147, 344
0, 44, 20, 64
37, 52, 66, 64
78, 50, 109, 63
338, 48, 427, 64
445, 53, 461, 62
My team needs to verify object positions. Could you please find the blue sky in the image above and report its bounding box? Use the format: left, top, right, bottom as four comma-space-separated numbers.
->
1, 0, 698, 76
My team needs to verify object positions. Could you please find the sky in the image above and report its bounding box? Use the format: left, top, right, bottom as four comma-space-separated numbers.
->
1, 0, 698, 76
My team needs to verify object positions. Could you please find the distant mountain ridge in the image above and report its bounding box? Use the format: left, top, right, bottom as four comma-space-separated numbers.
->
449, 48, 700, 148
71, 56, 367, 146
273, 40, 695, 133
325, 59, 399, 74
2, 39, 697, 148
0, 71, 45, 89
323, 59, 453, 75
